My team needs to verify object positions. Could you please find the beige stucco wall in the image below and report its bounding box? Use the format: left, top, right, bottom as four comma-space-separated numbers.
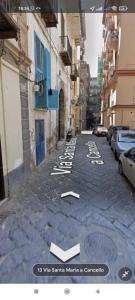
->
103, 110, 110, 128
118, 14, 135, 70
0, 59, 23, 175
114, 108, 135, 129
116, 76, 135, 105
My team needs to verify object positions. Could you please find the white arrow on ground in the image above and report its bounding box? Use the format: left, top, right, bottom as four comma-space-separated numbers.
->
61, 191, 80, 199
50, 243, 80, 262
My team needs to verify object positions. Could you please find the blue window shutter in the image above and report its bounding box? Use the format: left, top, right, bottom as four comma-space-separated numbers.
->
47, 50, 51, 90
34, 32, 46, 109
43, 48, 49, 109
44, 48, 59, 110
48, 89, 59, 110
44, 48, 51, 90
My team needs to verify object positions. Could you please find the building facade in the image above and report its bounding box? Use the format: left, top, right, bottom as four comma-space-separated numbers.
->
0, 11, 31, 200
27, 12, 85, 166
0, 4, 86, 200
101, 12, 135, 129
86, 77, 101, 129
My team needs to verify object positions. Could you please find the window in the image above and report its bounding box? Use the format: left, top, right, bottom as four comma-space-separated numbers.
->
34, 33, 45, 108
34, 32, 59, 110
37, 38, 42, 69
128, 149, 135, 163
61, 12, 65, 47
118, 133, 135, 143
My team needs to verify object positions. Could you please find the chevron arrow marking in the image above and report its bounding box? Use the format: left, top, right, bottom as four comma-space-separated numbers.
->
50, 243, 80, 262
61, 191, 80, 199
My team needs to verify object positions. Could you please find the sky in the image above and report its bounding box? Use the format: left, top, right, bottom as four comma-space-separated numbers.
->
85, 13, 104, 77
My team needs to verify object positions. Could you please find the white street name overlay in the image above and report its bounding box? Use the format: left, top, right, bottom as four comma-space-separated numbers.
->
86, 141, 104, 165
51, 138, 77, 175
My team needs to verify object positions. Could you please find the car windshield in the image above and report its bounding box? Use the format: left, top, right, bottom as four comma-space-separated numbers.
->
98, 127, 107, 130
118, 133, 135, 143
116, 126, 129, 130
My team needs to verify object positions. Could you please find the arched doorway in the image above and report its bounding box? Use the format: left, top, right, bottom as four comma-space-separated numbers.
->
58, 89, 65, 140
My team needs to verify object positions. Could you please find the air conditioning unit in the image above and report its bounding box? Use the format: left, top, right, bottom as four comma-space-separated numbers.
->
34, 80, 44, 94
34, 84, 40, 92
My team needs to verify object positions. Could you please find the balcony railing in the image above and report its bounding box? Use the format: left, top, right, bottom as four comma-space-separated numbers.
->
102, 50, 106, 59
106, 16, 115, 31
41, 0, 58, 27
108, 65, 115, 81
110, 90, 117, 107
106, 30, 118, 51
103, 61, 109, 70
70, 64, 78, 81
106, 50, 113, 63
102, 70, 108, 78
59, 36, 72, 66
0, 0, 19, 39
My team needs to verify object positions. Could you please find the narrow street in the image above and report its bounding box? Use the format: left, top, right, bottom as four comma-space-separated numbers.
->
0, 134, 135, 284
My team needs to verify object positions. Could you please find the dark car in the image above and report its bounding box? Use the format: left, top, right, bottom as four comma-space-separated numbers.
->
107, 125, 129, 145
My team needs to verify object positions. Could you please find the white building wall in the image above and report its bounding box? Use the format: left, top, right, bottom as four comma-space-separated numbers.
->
0, 59, 23, 175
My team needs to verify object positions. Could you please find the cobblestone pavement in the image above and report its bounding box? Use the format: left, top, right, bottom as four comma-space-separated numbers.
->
0, 134, 135, 284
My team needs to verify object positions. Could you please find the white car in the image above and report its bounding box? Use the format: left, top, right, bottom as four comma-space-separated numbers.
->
119, 148, 135, 188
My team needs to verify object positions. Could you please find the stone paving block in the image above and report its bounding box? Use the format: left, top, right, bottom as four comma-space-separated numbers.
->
85, 213, 115, 230
0, 239, 15, 256
70, 205, 92, 223
129, 221, 135, 233
9, 228, 28, 247
57, 218, 81, 238
19, 243, 43, 261
113, 221, 134, 239
0, 254, 16, 275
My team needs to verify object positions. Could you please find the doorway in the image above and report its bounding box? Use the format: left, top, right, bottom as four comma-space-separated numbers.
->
0, 139, 5, 201
35, 120, 45, 166
58, 89, 65, 141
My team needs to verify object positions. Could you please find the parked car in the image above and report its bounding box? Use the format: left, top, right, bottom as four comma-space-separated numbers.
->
93, 125, 108, 137
107, 125, 129, 145
111, 130, 135, 160
119, 148, 135, 188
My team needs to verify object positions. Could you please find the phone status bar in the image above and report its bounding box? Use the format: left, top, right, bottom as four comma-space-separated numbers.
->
0, 1, 135, 13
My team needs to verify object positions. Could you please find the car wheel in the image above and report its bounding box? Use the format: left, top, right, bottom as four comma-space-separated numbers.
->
115, 151, 119, 161
118, 162, 123, 175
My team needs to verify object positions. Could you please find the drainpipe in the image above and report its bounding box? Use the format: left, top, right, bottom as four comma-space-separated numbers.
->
0, 59, 10, 198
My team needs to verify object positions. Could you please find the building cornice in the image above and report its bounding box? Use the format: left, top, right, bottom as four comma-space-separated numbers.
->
111, 104, 135, 109
116, 69, 135, 76
4, 40, 32, 67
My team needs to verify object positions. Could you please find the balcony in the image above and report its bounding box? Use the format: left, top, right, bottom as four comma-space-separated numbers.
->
102, 29, 106, 39
59, 36, 72, 66
106, 30, 118, 51
102, 70, 108, 78
106, 50, 113, 63
110, 90, 117, 107
41, 0, 58, 28
103, 61, 109, 70
70, 64, 78, 81
102, 50, 106, 59
108, 65, 115, 81
0, 1, 19, 39
106, 17, 115, 31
